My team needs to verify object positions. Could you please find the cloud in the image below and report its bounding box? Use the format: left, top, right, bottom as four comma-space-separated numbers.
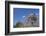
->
22, 16, 25, 18
36, 13, 38, 15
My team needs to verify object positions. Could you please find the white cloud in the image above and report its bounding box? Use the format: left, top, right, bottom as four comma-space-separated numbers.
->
22, 16, 25, 18
36, 13, 38, 15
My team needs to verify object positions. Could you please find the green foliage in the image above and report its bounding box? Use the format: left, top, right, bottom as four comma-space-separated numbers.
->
16, 22, 23, 27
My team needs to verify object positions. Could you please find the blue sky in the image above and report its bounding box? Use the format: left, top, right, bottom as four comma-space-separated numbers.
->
13, 8, 39, 25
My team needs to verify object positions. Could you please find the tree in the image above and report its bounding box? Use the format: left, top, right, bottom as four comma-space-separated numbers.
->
16, 22, 23, 27
30, 13, 37, 25
25, 12, 37, 26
